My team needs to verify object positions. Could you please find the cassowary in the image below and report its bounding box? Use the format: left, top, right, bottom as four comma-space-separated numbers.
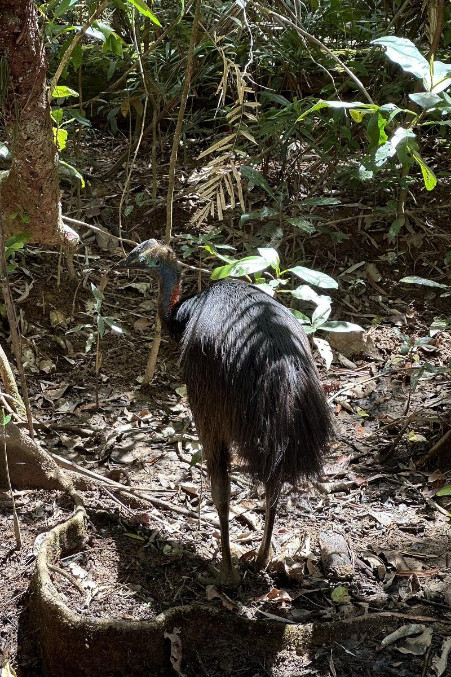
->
116, 239, 332, 585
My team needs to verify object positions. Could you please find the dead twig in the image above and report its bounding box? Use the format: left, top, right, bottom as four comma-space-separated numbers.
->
415, 429, 451, 468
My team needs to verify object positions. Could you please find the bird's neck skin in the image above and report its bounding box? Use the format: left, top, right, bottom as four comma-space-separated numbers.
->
158, 263, 181, 321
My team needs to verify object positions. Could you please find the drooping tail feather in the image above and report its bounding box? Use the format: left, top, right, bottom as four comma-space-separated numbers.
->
175, 279, 332, 485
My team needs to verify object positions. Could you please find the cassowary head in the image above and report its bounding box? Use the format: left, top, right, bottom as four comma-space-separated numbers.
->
115, 239, 177, 274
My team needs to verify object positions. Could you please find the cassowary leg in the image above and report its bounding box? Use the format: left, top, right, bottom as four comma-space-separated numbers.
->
256, 480, 281, 568
208, 447, 240, 586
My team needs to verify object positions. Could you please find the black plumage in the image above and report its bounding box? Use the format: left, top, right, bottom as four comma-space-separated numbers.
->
117, 239, 332, 585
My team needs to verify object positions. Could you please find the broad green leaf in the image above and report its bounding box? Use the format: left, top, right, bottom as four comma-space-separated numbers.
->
5, 233, 31, 252
230, 256, 268, 277
51, 108, 64, 124
290, 309, 311, 324
253, 282, 276, 297
190, 450, 203, 466
70, 109, 91, 126
204, 245, 236, 264
430, 317, 450, 336
240, 166, 275, 198
411, 150, 437, 190
400, 276, 448, 288
260, 92, 292, 107
312, 297, 332, 325
388, 215, 405, 240
409, 92, 442, 110
54, 0, 79, 19
51, 85, 78, 99
125, 0, 161, 25
91, 283, 104, 301
436, 485, 451, 496
319, 321, 364, 332
313, 337, 333, 369
429, 60, 451, 94
290, 285, 322, 303
53, 127, 68, 151
59, 160, 85, 188
371, 36, 429, 80
239, 207, 279, 223
71, 42, 83, 70
104, 317, 125, 333
297, 100, 377, 122
97, 315, 105, 337
372, 140, 392, 166
288, 266, 338, 289
286, 217, 316, 234
211, 262, 239, 280
257, 248, 280, 269
301, 197, 341, 207
1, 411, 12, 426
331, 586, 351, 604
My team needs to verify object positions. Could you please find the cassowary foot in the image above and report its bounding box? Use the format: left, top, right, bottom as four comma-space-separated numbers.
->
217, 564, 241, 587
255, 544, 273, 570
203, 563, 241, 587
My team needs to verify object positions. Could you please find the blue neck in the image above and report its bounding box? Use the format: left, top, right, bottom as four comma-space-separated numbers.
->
158, 261, 181, 321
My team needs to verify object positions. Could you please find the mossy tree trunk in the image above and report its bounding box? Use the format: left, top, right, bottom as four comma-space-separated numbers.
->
0, 0, 63, 245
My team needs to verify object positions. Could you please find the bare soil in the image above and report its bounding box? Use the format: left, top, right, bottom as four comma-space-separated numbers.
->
1, 174, 451, 676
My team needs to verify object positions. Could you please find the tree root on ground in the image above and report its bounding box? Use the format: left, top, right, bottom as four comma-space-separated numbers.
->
31, 504, 426, 677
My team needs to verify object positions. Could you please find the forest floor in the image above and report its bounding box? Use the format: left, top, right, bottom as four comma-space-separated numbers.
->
1, 146, 451, 676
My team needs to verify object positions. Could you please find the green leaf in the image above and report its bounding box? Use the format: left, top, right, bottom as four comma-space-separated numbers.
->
288, 266, 338, 289
436, 485, 451, 496
69, 109, 91, 126
313, 337, 333, 369
371, 36, 429, 81
290, 284, 322, 303
312, 297, 332, 325
239, 207, 279, 223
257, 248, 280, 269
429, 60, 451, 94
301, 197, 342, 207
240, 166, 275, 198
97, 315, 105, 337
230, 256, 269, 278
400, 276, 448, 288
409, 92, 442, 110
388, 215, 405, 240
91, 283, 104, 302
190, 450, 203, 466
59, 160, 85, 188
319, 321, 364, 332
125, 0, 161, 25
51, 85, 79, 99
71, 42, 83, 70
51, 108, 64, 124
53, 127, 68, 151
54, 0, 79, 19
5, 233, 31, 252
290, 309, 311, 324
331, 586, 351, 604
410, 150, 437, 191
297, 99, 377, 122
0, 410, 12, 426
103, 317, 125, 333
286, 217, 316, 234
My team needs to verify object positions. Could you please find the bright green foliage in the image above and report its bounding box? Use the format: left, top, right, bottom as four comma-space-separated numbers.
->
4, 234, 31, 273
298, 35, 451, 224
205, 244, 362, 367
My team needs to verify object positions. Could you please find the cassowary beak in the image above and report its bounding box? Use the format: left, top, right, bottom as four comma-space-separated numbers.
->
113, 250, 142, 270
113, 258, 130, 269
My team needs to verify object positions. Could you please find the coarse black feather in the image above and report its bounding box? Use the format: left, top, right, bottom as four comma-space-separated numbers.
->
167, 278, 332, 486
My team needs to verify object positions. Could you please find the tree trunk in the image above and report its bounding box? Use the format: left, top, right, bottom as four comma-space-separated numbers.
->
0, 0, 63, 245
